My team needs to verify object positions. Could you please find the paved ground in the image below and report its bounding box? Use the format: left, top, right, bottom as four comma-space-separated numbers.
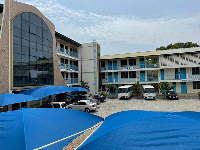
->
64, 97, 200, 149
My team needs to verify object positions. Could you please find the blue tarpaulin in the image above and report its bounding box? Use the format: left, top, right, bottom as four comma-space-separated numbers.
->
0, 108, 103, 150
19, 86, 88, 99
78, 110, 200, 150
0, 93, 39, 106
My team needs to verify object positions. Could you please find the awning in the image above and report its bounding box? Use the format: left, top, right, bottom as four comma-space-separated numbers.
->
78, 110, 200, 150
0, 108, 103, 150
19, 86, 88, 99
0, 93, 39, 106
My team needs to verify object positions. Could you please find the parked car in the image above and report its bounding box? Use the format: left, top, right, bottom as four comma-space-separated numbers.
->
86, 97, 100, 105
166, 91, 179, 100
66, 100, 97, 112
39, 102, 67, 108
93, 94, 106, 102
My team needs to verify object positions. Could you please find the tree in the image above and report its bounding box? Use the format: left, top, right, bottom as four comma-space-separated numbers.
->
159, 82, 174, 99
156, 42, 200, 51
132, 81, 142, 98
80, 80, 90, 90
106, 84, 117, 94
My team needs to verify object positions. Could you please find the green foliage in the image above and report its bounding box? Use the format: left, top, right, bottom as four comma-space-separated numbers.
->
156, 42, 200, 51
159, 82, 174, 98
99, 91, 108, 97
80, 80, 90, 90
132, 81, 142, 98
106, 84, 117, 94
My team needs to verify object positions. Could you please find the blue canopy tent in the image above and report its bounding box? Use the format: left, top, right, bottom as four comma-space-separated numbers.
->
78, 110, 200, 150
19, 86, 88, 99
0, 93, 39, 106
0, 108, 103, 150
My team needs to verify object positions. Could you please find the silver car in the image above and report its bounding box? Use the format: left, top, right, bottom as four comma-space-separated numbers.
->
67, 100, 97, 112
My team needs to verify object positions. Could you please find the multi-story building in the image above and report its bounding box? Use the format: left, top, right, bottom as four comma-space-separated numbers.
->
0, 0, 100, 96
100, 47, 200, 95
56, 32, 81, 87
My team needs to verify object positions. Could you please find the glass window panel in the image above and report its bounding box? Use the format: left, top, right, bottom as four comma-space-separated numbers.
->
43, 45, 48, 52
43, 51, 49, 59
48, 40, 53, 48
42, 22, 48, 30
36, 27, 42, 37
37, 36, 42, 44
37, 43, 42, 51
22, 31, 29, 40
22, 39, 29, 47
13, 36, 21, 46
30, 34, 36, 42
13, 15, 21, 28
13, 27, 21, 38
13, 43, 21, 54
49, 52, 53, 59
22, 20, 29, 32
43, 38, 48, 46
43, 29, 48, 39
30, 41, 36, 50
30, 13, 37, 25
30, 48, 37, 57
22, 12, 29, 21
13, 53, 21, 63
22, 46, 29, 55
37, 50, 43, 58
22, 54, 29, 63
30, 24, 36, 34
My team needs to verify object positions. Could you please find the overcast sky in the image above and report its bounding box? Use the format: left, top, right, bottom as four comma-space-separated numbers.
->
1, 0, 200, 55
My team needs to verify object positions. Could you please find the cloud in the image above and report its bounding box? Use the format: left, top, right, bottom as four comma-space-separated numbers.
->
16, 0, 200, 55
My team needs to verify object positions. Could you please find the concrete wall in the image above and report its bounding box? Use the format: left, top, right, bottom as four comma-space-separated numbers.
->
78, 42, 99, 94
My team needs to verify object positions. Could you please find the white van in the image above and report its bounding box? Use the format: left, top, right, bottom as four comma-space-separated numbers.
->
118, 85, 133, 99
142, 85, 156, 100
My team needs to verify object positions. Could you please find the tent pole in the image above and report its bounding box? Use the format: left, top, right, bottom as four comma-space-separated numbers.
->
34, 121, 103, 150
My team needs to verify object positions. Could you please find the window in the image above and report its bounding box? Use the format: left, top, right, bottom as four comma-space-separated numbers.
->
129, 71, 136, 78
101, 61, 105, 68
13, 12, 54, 87
101, 73, 105, 79
192, 67, 200, 75
193, 82, 200, 89
129, 59, 136, 66
121, 60, 127, 66
121, 72, 128, 78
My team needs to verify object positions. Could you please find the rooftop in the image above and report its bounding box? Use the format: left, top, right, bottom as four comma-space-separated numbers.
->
55, 31, 81, 47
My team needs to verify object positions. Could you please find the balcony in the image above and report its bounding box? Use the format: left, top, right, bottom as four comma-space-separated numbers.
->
57, 47, 78, 59
59, 63, 79, 71
161, 74, 200, 81
101, 63, 160, 71
102, 77, 158, 83
64, 78, 79, 84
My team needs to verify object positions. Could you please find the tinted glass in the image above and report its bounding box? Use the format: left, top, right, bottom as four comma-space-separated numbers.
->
13, 12, 54, 87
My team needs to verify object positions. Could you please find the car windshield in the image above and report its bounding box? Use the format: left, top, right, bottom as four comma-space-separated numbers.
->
87, 101, 93, 104
144, 88, 155, 93
169, 91, 176, 94
118, 88, 127, 93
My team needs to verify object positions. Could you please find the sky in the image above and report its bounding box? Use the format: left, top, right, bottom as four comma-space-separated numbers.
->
1, 0, 200, 55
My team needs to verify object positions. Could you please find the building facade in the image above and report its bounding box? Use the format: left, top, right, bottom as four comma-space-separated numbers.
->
0, 0, 100, 96
100, 47, 200, 95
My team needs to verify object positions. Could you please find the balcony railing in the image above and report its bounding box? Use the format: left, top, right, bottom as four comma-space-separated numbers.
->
188, 74, 200, 80
59, 63, 79, 71
102, 77, 158, 83
101, 63, 160, 71
64, 78, 79, 84
57, 47, 78, 59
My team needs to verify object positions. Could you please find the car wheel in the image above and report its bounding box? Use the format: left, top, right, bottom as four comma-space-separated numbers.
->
85, 108, 90, 113
68, 107, 72, 109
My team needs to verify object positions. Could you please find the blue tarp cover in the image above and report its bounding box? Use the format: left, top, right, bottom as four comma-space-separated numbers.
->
79, 110, 200, 150
19, 86, 88, 99
0, 93, 39, 106
0, 108, 103, 150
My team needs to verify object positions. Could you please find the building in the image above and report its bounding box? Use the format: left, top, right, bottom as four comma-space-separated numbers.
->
100, 47, 200, 95
0, 0, 100, 111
